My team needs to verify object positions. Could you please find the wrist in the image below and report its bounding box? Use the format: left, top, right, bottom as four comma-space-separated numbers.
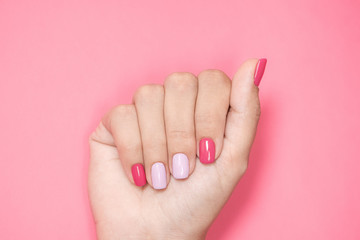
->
143, 230, 206, 240
150, 234, 206, 240
98, 234, 206, 240
159, 233, 206, 240
97, 226, 207, 240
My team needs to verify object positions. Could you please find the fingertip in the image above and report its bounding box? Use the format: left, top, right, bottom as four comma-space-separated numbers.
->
254, 58, 267, 87
151, 162, 168, 190
131, 163, 147, 187
172, 153, 190, 179
231, 59, 262, 110
233, 58, 267, 88
199, 137, 215, 164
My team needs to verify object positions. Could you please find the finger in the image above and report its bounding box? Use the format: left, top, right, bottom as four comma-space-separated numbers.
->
133, 84, 169, 190
221, 58, 267, 180
101, 104, 146, 187
164, 72, 198, 180
195, 70, 231, 164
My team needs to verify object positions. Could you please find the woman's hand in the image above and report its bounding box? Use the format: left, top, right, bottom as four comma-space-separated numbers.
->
88, 58, 267, 239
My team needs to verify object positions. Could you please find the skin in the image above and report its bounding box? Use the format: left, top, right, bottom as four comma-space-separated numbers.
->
88, 59, 262, 240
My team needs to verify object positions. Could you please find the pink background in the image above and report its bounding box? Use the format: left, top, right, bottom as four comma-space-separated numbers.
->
1, 0, 360, 239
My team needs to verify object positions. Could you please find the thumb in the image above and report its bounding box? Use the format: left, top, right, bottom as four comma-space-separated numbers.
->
218, 58, 267, 183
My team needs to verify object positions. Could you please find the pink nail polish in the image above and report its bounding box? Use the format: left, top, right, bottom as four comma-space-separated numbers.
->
199, 138, 215, 164
131, 163, 146, 187
254, 58, 267, 86
172, 153, 189, 179
151, 162, 167, 189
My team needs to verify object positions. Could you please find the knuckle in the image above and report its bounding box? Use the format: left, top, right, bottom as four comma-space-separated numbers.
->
121, 141, 142, 153
164, 72, 197, 91
255, 104, 261, 119
88, 130, 97, 144
105, 105, 136, 129
110, 104, 136, 119
167, 129, 194, 140
88, 121, 115, 147
143, 139, 167, 153
230, 101, 261, 122
198, 69, 230, 85
88, 124, 102, 142
229, 107, 249, 121
133, 84, 164, 103
195, 113, 222, 129
250, 101, 262, 120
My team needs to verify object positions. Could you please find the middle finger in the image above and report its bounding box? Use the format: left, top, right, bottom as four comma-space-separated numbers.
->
164, 72, 198, 180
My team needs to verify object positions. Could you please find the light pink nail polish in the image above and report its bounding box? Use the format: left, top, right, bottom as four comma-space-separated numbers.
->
151, 162, 166, 189
254, 58, 267, 86
172, 153, 189, 179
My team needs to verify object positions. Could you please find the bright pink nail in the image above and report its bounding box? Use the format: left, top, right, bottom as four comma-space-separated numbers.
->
131, 163, 146, 187
254, 58, 267, 86
199, 138, 215, 164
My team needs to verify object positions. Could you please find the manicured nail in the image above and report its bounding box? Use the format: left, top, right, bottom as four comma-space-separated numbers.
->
172, 153, 189, 179
131, 163, 146, 187
199, 138, 215, 164
254, 58, 267, 86
151, 162, 167, 189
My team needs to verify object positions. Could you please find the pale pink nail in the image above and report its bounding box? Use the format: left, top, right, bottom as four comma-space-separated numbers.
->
172, 153, 189, 179
151, 162, 166, 189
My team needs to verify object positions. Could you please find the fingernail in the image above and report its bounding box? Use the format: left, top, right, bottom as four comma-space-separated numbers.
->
131, 163, 146, 187
199, 138, 215, 164
172, 153, 189, 179
254, 58, 267, 86
151, 162, 167, 189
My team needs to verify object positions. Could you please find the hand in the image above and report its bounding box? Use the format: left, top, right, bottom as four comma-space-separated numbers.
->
88, 58, 267, 239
